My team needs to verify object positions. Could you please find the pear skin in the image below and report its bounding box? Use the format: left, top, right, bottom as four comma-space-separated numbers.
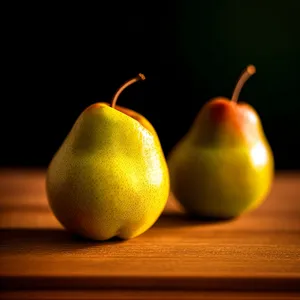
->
46, 74, 170, 240
168, 66, 274, 219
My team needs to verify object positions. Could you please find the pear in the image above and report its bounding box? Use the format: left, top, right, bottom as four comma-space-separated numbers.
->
46, 74, 170, 240
168, 65, 274, 219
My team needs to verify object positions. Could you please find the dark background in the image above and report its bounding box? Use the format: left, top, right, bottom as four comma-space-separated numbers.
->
2, 1, 300, 170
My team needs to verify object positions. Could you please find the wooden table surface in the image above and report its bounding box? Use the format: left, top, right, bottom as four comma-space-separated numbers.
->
0, 168, 299, 299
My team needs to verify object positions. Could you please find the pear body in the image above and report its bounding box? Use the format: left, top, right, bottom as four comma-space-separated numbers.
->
46, 103, 169, 240
168, 98, 274, 219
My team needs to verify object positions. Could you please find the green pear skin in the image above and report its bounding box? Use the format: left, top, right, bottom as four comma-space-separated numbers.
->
168, 97, 274, 219
46, 103, 170, 241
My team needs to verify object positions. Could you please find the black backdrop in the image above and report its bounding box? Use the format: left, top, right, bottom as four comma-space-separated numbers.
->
2, 1, 300, 169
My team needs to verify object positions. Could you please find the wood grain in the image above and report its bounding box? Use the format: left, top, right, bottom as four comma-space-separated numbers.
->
1, 290, 300, 300
0, 169, 300, 299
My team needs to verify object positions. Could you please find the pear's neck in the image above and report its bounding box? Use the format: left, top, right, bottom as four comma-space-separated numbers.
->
190, 103, 264, 148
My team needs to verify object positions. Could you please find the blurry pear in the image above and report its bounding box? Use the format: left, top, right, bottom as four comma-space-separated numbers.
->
168, 65, 274, 219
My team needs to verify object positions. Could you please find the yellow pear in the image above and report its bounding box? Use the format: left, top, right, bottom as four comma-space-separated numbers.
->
46, 74, 170, 240
168, 66, 274, 219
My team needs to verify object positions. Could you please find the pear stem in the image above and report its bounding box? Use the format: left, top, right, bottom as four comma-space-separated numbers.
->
111, 73, 146, 108
231, 65, 256, 103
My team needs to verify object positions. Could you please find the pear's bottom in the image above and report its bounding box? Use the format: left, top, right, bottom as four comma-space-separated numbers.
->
169, 164, 274, 219
172, 186, 273, 220
168, 141, 274, 219
50, 211, 164, 241
64, 227, 149, 241
47, 196, 167, 242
